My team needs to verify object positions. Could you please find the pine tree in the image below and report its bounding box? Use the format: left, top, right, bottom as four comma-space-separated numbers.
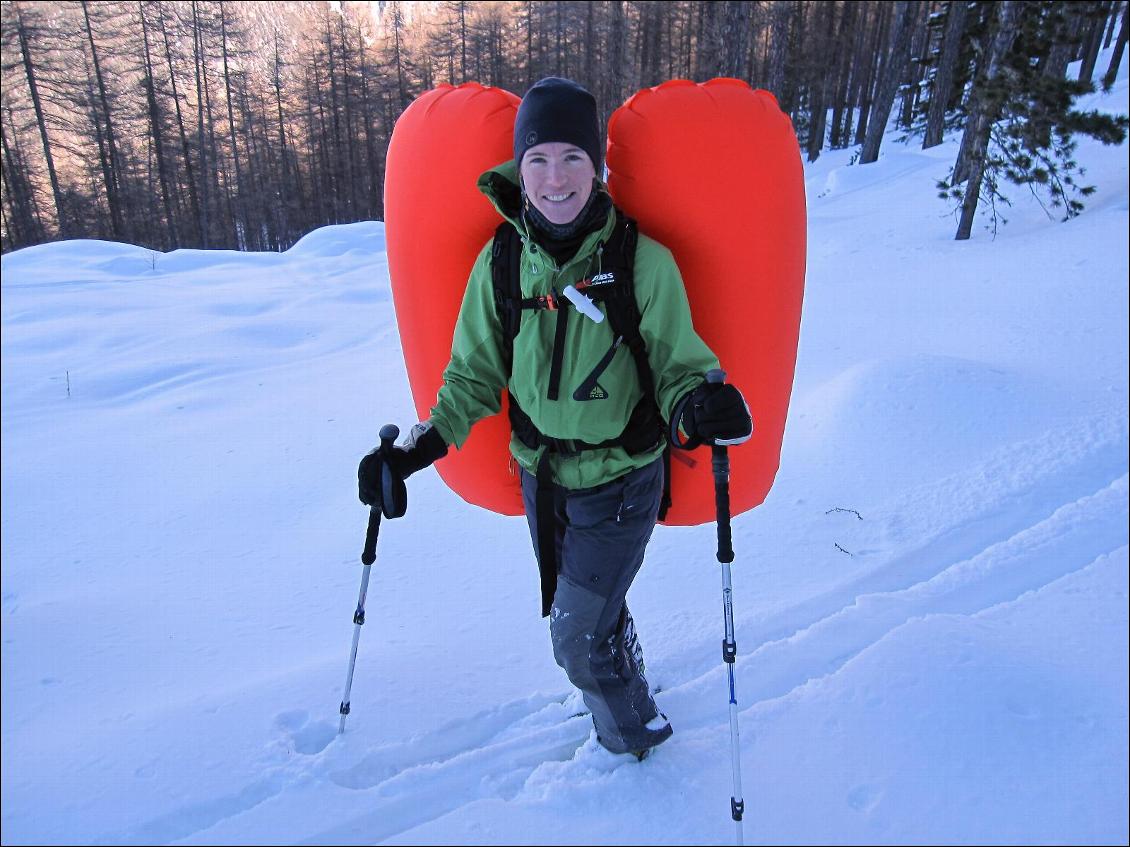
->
939, 0, 1129, 239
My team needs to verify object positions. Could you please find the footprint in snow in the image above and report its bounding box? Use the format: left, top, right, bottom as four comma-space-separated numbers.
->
274, 709, 335, 755
847, 783, 882, 813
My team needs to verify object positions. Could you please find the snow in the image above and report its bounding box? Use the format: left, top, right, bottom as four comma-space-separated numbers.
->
3, 57, 1127, 846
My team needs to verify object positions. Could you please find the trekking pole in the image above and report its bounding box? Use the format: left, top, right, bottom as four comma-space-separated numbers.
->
705, 368, 746, 846
339, 423, 399, 735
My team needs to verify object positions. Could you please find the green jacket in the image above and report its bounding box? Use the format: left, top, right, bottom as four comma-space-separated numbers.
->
429, 160, 719, 490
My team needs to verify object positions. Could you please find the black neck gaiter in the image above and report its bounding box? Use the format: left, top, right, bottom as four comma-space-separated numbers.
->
523, 182, 612, 266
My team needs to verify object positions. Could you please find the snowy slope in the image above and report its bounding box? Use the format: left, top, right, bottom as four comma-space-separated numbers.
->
3, 59, 1127, 845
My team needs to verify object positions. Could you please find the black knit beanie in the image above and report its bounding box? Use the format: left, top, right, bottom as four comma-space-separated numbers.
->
513, 77, 602, 171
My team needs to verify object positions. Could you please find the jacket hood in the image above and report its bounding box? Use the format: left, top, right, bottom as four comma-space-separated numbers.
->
477, 160, 526, 225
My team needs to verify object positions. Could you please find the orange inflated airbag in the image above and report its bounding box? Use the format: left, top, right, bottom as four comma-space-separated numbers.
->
385, 82, 525, 515
385, 79, 805, 525
607, 78, 806, 524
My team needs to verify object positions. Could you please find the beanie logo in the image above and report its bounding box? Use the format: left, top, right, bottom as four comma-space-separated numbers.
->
524, 130, 539, 147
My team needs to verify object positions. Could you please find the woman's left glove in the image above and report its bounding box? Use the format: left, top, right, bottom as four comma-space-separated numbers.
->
357, 422, 448, 506
674, 381, 753, 448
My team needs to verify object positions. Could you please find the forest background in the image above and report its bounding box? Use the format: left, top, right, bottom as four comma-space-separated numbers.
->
2, 0, 1128, 255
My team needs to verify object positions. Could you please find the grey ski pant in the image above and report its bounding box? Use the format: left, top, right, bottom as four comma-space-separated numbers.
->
520, 456, 668, 754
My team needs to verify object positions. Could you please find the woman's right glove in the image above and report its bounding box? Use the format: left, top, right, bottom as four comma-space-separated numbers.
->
357, 422, 448, 507
672, 381, 753, 449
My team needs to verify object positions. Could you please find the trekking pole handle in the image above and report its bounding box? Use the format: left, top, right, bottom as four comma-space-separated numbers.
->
361, 425, 400, 566
705, 370, 735, 565
378, 424, 400, 449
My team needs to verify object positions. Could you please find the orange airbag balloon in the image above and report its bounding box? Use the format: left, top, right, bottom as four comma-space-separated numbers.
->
385, 82, 525, 515
385, 79, 805, 525
606, 78, 806, 524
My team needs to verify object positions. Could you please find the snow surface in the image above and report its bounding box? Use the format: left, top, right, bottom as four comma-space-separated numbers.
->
3, 56, 1128, 846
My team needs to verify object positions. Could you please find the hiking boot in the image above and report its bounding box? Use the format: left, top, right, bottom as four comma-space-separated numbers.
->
636, 713, 673, 755
596, 713, 673, 761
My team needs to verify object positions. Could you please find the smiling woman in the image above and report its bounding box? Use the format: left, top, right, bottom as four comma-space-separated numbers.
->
370, 75, 755, 764
519, 143, 596, 225
509, 78, 602, 230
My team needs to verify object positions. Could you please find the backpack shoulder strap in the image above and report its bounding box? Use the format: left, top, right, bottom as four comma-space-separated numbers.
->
597, 213, 654, 398
594, 213, 673, 520
491, 220, 524, 367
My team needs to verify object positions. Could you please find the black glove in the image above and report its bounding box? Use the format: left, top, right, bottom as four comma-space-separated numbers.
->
357, 422, 448, 508
674, 381, 753, 448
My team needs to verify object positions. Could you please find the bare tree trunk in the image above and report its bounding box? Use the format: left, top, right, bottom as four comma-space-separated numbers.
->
13, 3, 66, 238
139, 2, 178, 249
239, 84, 269, 249
191, 0, 210, 246
157, 1, 201, 246
583, 0, 597, 96
1, 123, 27, 246
856, 0, 892, 145
80, 0, 124, 239
606, 1, 627, 111
1102, 2, 1127, 89
79, 53, 114, 240
1044, 2, 1083, 80
806, 1, 839, 162
271, 30, 293, 242
681, 1, 694, 79
897, 0, 929, 130
220, 2, 247, 247
843, 2, 872, 146
200, 13, 230, 246
956, 0, 1020, 240
693, 1, 721, 79
924, 0, 970, 149
525, 1, 535, 88
391, 1, 408, 110
552, 0, 563, 78
766, 1, 793, 101
639, 1, 663, 88
719, 0, 753, 79
1, 106, 44, 244
1079, 1, 1111, 85
829, 0, 860, 149
311, 62, 333, 223
339, 16, 362, 220
494, 12, 506, 88
323, 14, 343, 221
1, 141, 30, 248
302, 68, 321, 231
860, 0, 919, 164
846, 3, 879, 144
1104, 0, 1121, 46
458, 0, 468, 82
357, 22, 381, 221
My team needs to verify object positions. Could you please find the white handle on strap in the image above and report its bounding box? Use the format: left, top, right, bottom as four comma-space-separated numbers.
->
562, 285, 604, 323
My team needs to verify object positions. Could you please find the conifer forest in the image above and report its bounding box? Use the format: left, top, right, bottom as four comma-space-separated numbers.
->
2, 0, 1127, 253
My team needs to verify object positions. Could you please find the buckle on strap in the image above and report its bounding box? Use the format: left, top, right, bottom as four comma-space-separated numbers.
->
519, 293, 559, 311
